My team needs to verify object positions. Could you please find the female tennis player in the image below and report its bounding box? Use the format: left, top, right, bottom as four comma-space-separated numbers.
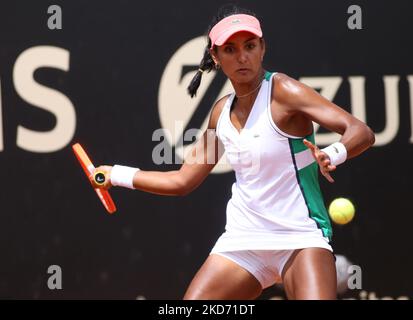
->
92, 6, 375, 299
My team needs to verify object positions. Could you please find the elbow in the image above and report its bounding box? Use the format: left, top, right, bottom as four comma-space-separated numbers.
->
177, 186, 197, 197
174, 178, 193, 196
175, 181, 199, 196
172, 171, 202, 196
176, 186, 191, 197
354, 121, 375, 148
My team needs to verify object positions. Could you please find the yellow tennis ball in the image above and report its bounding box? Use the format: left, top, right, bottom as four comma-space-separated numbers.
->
328, 198, 355, 225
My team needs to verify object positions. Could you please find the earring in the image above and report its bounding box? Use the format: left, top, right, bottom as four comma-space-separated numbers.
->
215, 63, 220, 70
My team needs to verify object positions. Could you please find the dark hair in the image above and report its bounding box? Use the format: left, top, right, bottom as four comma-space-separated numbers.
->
187, 5, 257, 98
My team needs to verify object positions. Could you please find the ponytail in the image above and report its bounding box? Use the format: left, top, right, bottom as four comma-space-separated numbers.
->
187, 45, 215, 98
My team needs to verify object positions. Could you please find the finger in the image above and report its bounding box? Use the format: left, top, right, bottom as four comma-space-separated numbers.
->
327, 165, 336, 172
321, 162, 336, 171
303, 139, 316, 151
323, 172, 335, 183
318, 152, 328, 160
303, 138, 313, 148
321, 157, 330, 166
322, 170, 335, 183
303, 140, 319, 159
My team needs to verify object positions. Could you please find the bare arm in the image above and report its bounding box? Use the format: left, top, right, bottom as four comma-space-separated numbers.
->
131, 127, 224, 196
93, 96, 228, 195
273, 73, 375, 182
273, 73, 375, 159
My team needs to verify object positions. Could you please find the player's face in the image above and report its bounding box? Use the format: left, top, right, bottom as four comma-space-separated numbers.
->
213, 31, 265, 84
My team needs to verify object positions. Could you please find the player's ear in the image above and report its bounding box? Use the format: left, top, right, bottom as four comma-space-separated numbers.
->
209, 48, 219, 68
260, 38, 266, 61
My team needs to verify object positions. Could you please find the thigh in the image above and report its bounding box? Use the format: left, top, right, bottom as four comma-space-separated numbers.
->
183, 253, 262, 300
282, 248, 337, 300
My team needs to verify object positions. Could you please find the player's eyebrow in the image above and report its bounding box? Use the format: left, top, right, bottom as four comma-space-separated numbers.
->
224, 37, 257, 46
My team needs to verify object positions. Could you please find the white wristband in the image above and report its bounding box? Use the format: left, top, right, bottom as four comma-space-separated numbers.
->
110, 165, 140, 189
321, 142, 347, 166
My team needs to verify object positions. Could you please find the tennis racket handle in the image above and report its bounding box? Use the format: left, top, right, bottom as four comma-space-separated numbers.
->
94, 171, 106, 186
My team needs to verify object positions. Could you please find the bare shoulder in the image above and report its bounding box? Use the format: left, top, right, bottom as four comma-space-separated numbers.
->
273, 72, 299, 88
208, 94, 230, 129
273, 73, 305, 99
272, 72, 314, 109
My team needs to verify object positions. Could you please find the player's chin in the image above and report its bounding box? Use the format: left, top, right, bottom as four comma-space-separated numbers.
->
231, 71, 254, 83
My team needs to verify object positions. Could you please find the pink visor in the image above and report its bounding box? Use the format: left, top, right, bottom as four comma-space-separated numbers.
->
209, 14, 263, 49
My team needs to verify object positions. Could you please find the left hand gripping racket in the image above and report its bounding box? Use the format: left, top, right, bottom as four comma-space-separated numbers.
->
72, 143, 117, 214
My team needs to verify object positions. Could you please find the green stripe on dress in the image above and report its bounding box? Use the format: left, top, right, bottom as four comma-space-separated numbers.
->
289, 135, 333, 240
264, 71, 272, 81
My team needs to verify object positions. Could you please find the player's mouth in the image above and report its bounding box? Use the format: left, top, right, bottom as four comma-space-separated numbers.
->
236, 68, 250, 75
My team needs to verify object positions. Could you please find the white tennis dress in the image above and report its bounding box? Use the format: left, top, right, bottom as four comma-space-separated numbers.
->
211, 71, 333, 255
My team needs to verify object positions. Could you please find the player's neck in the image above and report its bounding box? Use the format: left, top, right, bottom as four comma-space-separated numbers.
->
233, 69, 265, 100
